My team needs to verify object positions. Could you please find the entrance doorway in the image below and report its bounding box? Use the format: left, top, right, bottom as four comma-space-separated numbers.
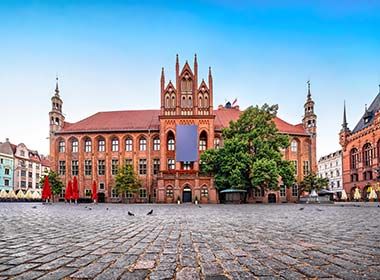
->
182, 185, 192, 203
268, 193, 276, 203
98, 193, 105, 203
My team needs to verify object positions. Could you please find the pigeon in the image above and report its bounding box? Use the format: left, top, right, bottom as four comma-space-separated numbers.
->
32, 206, 37, 209
88, 207, 92, 210
299, 207, 304, 210
198, 205, 202, 208
128, 211, 135, 216
147, 209, 153, 215
106, 208, 109, 210
316, 208, 323, 211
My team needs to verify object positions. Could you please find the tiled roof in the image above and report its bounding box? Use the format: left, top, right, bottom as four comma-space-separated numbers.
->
61, 110, 160, 133
59, 108, 308, 136
352, 92, 380, 133
0, 142, 14, 155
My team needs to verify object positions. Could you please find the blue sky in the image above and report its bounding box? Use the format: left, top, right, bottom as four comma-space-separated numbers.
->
1, 0, 379, 158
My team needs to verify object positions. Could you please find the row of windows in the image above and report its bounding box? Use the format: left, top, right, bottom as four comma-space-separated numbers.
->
350, 143, 379, 169
256, 185, 298, 197
59, 136, 221, 153
351, 171, 373, 182
290, 160, 310, 176
58, 159, 196, 176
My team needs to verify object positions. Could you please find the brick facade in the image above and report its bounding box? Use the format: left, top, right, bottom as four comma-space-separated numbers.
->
49, 55, 317, 203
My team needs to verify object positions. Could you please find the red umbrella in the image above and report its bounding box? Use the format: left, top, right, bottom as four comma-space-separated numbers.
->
65, 180, 72, 201
92, 181, 98, 202
42, 175, 52, 201
72, 176, 79, 202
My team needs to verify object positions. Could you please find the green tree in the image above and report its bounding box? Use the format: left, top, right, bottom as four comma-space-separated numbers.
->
114, 164, 141, 202
39, 170, 64, 202
201, 104, 295, 192
298, 172, 329, 195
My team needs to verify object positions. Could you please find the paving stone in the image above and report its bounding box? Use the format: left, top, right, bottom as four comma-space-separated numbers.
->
120, 269, 150, 280
70, 261, 109, 278
93, 268, 125, 280
149, 269, 175, 280
37, 267, 77, 280
7, 270, 45, 280
176, 267, 200, 280
0, 263, 39, 277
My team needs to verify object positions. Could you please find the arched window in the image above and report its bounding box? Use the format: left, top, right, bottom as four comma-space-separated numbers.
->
199, 131, 207, 151
201, 187, 208, 197
139, 137, 147, 151
125, 138, 133, 152
153, 137, 160, 151
58, 140, 65, 153
98, 138, 105, 152
168, 159, 175, 170
199, 96, 203, 108
181, 96, 186, 108
363, 143, 372, 167
84, 139, 91, 153
350, 148, 359, 169
188, 96, 192, 108
165, 94, 170, 108
204, 93, 209, 108
171, 95, 176, 107
291, 140, 298, 152
72, 139, 78, 153
214, 138, 220, 149
55, 117, 60, 125
167, 131, 175, 151
112, 138, 119, 152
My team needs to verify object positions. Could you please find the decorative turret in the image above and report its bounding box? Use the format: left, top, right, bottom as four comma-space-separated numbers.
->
302, 80, 317, 135
49, 76, 65, 133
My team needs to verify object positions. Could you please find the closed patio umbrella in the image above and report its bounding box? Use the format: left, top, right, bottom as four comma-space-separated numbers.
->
341, 189, 348, 201
92, 181, 98, 203
72, 176, 79, 204
42, 175, 52, 203
65, 180, 72, 203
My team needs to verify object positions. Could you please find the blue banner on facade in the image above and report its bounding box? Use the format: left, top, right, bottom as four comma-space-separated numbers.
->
176, 125, 198, 162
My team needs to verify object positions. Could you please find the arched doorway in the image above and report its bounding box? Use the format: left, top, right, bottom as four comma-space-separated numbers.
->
182, 185, 192, 203
268, 193, 276, 203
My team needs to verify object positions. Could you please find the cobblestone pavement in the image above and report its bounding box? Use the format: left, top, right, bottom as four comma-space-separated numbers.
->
0, 203, 379, 280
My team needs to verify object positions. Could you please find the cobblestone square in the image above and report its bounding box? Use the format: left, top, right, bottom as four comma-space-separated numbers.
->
0, 202, 379, 279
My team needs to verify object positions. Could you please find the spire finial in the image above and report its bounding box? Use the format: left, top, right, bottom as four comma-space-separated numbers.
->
365, 103, 368, 111
342, 100, 348, 131
55, 75, 60, 95
378, 84, 380, 94
307, 80, 311, 100
209, 66, 212, 76
194, 53, 197, 62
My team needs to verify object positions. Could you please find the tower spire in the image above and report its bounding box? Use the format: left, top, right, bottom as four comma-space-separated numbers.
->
55, 75, 60, 96
307, 80, 311, 101
341, 100, 349, 131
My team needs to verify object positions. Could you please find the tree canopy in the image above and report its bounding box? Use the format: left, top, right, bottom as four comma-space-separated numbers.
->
114, 164, 141, 198
298, 172, 329, 194
201, 104, 295, 191
39, 170, 63, 200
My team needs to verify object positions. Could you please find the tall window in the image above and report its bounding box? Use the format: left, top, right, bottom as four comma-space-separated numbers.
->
350, 148, 359, 169
4, 168, 9, 175
153, 137, 160, 151
168, 159, 175, 170
98, 160, 105, 175
291, 140, 298, 152
98, 139, 105, 152
167, 131, 175, 151
214, 138, 220, 149
199, 131, 207, 151
112, 159, 119, 175
292, 185, 298, 197
84, 139, 91, 152
303, 161, 310, 175
84, 160, 92, 176
125, 138, 133, 151
59, 161, 65, 175
139, 188, 147, 198
125, 158, 133, 166
139, 137, 147, 151
280, 185, 286, 197
153, 159, 160, 175
72, 140, 78, 153
59, 141, 65, 153
292, 160, 298, 175
112, 139, 119, 152
139, 159, 147, 175
72, 160, 79, 176
363, 143, 372, 167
